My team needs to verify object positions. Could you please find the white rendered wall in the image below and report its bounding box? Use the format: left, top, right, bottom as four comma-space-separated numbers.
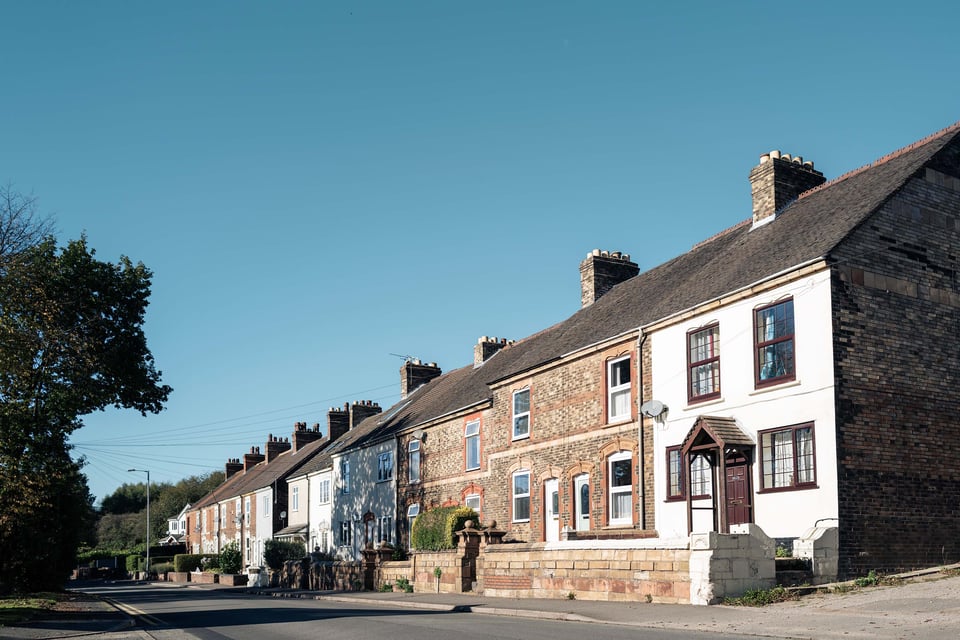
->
651, 270, 838, 540
308, 469, 333, 554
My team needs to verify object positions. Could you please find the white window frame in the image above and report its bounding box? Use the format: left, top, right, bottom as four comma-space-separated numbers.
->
512, 388, 530, 440
608, 451, 633, 526
261, 494, 270, 517
318, 478, 330, 504
377, 451, 394, 482
408, 440, 421, 483
378, 515, 393, 546
464, 493, 481, 516
341, 459, 350, 494
407, 504, 420, 550
607, 356, 632, 423
340, 521, 351, 547
244, 497, 251, 525
512, 469, 531, 522
292, 486, 300, 512
464, 420, 481, 470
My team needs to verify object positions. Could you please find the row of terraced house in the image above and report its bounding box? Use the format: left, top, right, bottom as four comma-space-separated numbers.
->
184, 120, 960, 604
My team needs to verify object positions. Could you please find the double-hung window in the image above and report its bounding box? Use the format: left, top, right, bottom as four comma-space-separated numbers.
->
407, 504, 420, 550
408, 440, 421, 483
261, 494, 270, 517
607, 356, 632, 422
340, 521, 351, 547
755, 299, 795, 386
760, 423, 816, 491
317, 478, 330, 504
688, 324, 720, 401
378, 452, 394, 481
464, 493, 481, 516
378, 516, 393, 545
608, 452, 633, 525
244, 497, 251, 524
512, 389, 530, 440
512, 470, 531, 522
464, 420, 481, 470
292, 486, 299, 512
341, 460, 350, 494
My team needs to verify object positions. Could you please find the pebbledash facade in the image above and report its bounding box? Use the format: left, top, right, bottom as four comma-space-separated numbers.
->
185, 120, 960, 603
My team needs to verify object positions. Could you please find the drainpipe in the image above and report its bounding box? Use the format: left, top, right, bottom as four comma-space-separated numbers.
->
637, 327, 647, 531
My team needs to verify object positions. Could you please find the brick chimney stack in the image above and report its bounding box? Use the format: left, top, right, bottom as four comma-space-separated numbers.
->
580, 249, 639, 308
351, 400, 382, 428
474, 336, 512, 367
291, 421, 323, 452
244, 446, 264, 471
327, 404, 351, 443
400, 359, 442, 399
225, 458, 243, 480
749, 150, 826, 227
265, 434, 292, 462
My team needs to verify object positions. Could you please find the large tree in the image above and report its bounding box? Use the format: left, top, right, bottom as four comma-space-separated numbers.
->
0, 197, 171, 592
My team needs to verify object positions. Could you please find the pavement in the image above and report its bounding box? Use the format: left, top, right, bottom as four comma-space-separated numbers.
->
3, 567, 960, 640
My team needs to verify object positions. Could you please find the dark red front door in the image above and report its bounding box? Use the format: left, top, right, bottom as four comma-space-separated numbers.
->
725, 452, 751, 528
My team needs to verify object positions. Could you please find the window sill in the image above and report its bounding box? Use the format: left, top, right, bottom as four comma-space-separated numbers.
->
512, 434, 530, 442
758, 483, 818, 494
607, 415, 632, 426
750, 377, 801, 395
512, 519, 531, 524
685, 396, 725, 410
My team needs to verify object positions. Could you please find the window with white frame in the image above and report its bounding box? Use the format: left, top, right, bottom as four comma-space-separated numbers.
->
512, 470, 531, 522
608, 451, 633, 526
378, 516, 393, 545
407, 504, 420, 549
464, 493, 481, 516
408, 440, 421, 483
760, 423, 816, 491
339, 521, 351, 546
607, 356, 632, 422
244, 497, 251, 524
377, 451, 394, 482
292, 486, 299, 512
320, 530, 329, 551
341, 459, 350, 493
688, 324, 720, 401
234, 499, 241, 526
318, 478, 330, 504
512, 389, 530, 440
261, 495, 270, 517
464, 420, 480, 470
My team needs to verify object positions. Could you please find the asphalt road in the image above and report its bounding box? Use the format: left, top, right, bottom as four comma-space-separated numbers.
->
89, 582, 760, 640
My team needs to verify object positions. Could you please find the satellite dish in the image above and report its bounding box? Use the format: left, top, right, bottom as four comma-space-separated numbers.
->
280, 511, 287, 519
412, 429, 425, 440
640, 400, 667, 419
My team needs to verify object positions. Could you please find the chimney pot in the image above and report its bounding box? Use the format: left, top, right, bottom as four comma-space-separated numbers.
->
580, 249, 639, 308
749, 149, 826, 226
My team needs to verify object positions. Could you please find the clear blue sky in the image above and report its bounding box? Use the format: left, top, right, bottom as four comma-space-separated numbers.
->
2, 1, 957, 507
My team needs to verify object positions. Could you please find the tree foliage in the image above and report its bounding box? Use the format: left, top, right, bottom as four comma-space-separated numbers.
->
0, 191, 171, 592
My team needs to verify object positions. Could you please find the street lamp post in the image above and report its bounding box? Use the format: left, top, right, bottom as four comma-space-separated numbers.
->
128, 469, 150, 577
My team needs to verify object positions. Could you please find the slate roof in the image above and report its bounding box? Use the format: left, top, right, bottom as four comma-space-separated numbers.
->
351, 120, 960, 440
223, 436, 331, 497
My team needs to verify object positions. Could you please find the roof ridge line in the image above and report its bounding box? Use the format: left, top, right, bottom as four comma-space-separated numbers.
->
798, 119, 960, 201
691, 218, 752, 250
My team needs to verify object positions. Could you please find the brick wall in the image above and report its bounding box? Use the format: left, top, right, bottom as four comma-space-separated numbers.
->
477, 541, 691, 603
397, 337, 656, 548
831, 154, 960, 576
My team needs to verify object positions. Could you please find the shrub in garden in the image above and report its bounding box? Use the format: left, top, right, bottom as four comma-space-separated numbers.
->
173, 554, 218, 573
410, 506, 478, 550
219, 542, 242, 574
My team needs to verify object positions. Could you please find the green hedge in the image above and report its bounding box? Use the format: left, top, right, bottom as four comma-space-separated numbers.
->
125, 554, 141, 572
263, 539, 305, 571
411, 506, 478, 550
173, 553, 219, 573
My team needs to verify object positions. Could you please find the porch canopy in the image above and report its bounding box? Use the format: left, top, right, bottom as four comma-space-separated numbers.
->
680, 415, 754, 534
274, 524, 308, 540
